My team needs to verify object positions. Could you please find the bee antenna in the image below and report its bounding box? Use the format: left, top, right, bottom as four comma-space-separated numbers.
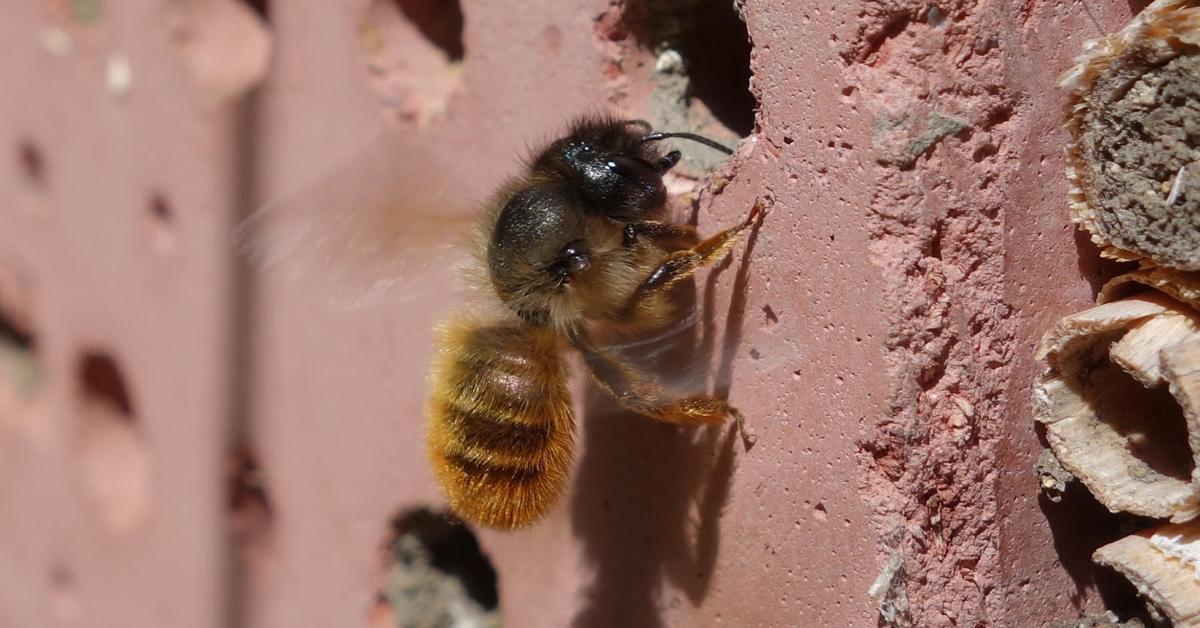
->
636, 132, 734, 155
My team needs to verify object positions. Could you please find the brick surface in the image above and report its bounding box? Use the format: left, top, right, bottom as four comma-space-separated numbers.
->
0, 2, 242, 627
0, 1, 1152, 626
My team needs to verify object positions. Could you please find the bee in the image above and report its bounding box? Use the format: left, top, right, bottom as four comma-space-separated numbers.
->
425, 116, 765, 530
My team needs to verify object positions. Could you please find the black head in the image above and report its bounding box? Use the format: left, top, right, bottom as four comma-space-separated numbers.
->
529, 117, 732, 221
488, 118, 733, 325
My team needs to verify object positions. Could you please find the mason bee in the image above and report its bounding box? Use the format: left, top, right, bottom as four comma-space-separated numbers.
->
425, 116, 765, 529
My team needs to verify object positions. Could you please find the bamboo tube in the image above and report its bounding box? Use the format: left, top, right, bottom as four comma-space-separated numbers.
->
1100, 267, 1200, 312
1094, 519, 1200, 627
1033, 293, 1200, 521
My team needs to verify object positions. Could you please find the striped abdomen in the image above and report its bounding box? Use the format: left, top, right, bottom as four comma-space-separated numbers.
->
426, 320, 575, 529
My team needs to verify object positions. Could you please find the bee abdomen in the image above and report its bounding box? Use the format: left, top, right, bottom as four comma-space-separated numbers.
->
433, 401, 553, 466
426, 321, 574, 529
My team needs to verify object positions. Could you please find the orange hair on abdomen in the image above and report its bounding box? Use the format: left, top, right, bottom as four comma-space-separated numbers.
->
425, 318, 575, 529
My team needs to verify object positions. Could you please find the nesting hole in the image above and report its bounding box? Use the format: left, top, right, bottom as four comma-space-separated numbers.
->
240, 0, 269, 20
1065, 330, 1195, 482
74, 351, 150, 533
228, 445, 272, 519
227, 442, 275, 576
47, 563, 81, 624
146, 193, 176, 254
80, 353, 133, 415
370, 508, 499, 628
389, 0, 464, 61
360, 0, 465, 125
623, 0, 756, 138
666, 1, 755, 137
0, 264, 41, 400
16, 140, 46, 187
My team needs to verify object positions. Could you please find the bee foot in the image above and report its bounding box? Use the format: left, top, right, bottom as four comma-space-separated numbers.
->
740, 427, 758, 451
731, 408, 757, 451
743, 198, 772, 229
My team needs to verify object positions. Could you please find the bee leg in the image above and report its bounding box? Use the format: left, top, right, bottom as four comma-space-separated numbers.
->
621, 201, 768, 313
656, 150, 682, 172
622, 221, 700, 249
623, 391, 757, 450
574, 336, 756, 449
642, 396, 757, 449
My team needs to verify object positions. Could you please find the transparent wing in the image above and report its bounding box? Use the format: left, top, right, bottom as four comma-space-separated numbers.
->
585, 212, 774, 414
237, 129, 478, 310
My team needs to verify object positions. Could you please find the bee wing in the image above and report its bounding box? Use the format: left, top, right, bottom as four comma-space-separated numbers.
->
237, 129, 479, 309
588, 246, 773, 409
595, 307, 703, 374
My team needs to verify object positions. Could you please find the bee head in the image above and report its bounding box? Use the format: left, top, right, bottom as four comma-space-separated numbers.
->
531, 118, 732, 221
489, 118, 733, 326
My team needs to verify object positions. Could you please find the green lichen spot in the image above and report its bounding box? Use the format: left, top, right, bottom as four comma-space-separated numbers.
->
69, 0, 104, 24
0, 341, 40, 397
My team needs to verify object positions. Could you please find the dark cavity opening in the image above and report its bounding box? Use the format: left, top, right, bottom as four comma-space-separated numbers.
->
0, 301, 38, 395
227, 442, 273, 533
145, 192, 177, 254
240, 0, 269, 20
1036, 468, 1158, 624
1068, 330, 1195, 482
0, 268, 40, 396
375, 508, 499, 626
682, 1, 755, 136
390, 0, 465, 61
79, 352, 134, 417
624, 0, 756, 137
73, 348, 150, 533
17, 140, 45, 187
1094, 371, 1194, 482
149, 193, 172, 224
0, 308, 33, 353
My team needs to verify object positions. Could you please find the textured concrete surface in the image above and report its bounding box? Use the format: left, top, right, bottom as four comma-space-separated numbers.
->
0, 0, 1157, 626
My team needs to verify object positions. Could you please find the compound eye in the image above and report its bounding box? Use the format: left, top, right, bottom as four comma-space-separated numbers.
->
605, 155, 640, 178
605, 154, 667, 185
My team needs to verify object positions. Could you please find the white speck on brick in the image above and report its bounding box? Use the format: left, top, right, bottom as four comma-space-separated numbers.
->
106, 54, 132, 99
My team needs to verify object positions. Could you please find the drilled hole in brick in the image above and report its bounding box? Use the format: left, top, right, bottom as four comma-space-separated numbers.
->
671, 1, 755, 137
227, 442, 274, 560
360, 0, 465, 125
47, 563, 81, 624
0, 264, 41, 401
601, 0, 757, 176
74, 351, 151, 533
241, 0, 269, 20
16, 140, 46, 187
369, 508, 499, 628
389, 0, 463, 61
625, 0, 756, 136
146, 193, 176, 254
80, 353, 132, 414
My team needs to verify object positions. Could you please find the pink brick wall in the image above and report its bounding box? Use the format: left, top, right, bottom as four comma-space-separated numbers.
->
0, 1, 1152, 626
